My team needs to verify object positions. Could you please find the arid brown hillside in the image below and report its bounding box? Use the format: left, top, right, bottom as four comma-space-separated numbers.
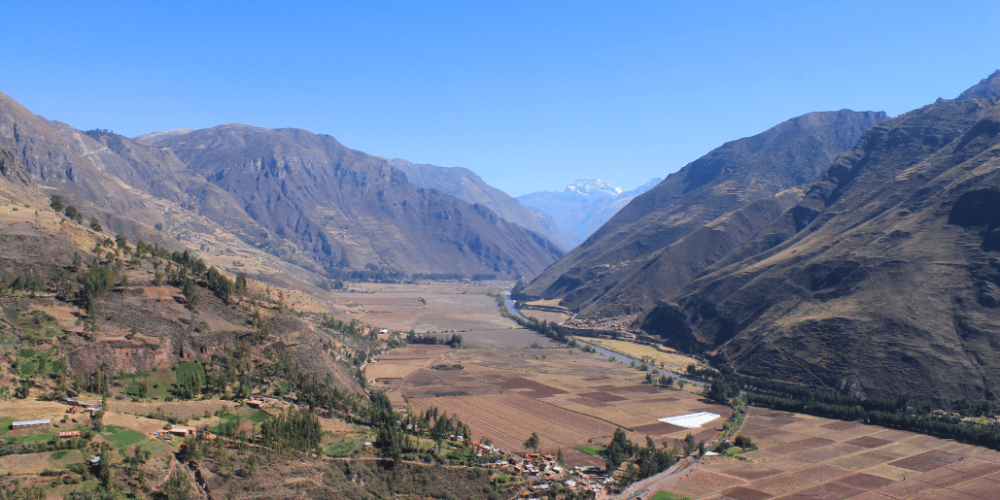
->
640, 75, 1000, 404
0, 91, 561, 280
523, 110, 886, 315
148, 125, 562, 278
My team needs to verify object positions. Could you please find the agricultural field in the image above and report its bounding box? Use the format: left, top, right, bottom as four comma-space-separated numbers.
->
574, 336, 702, 374
325, 281, 519, 332
649, 407, 1000, 500
381, 326, 732, 467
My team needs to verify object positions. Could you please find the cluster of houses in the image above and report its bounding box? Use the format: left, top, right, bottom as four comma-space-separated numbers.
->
9, 398, 105, 432
153, 426, 199, 440
246, 395, 294, 410
931, 409, 1000, 423
61, 398, 102, 416
488, 453, 611, 497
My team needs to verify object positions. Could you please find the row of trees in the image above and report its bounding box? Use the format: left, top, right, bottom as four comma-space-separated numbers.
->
50, 194, 100, 230
602, 428, 681, 483
490, 292, 570, 344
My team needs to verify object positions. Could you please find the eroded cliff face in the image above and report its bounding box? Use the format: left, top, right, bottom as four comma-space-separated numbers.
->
68, 337, 176, 375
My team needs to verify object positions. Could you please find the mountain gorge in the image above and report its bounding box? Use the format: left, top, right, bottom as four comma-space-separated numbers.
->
523, 109, 887, 316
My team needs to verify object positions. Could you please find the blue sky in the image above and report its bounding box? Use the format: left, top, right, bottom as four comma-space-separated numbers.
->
3, 1, 998, 196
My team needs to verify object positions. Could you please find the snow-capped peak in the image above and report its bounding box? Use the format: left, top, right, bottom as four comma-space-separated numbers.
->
566, 179, 623, 197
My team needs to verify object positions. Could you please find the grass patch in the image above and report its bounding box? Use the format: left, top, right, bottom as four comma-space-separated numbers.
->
0, 417, 13, 434
18, 348, 35, 358
139, 439, 173, 455
175, 362, 206, 382
45, 358, 64, 375
651, 493, 690, 500
19, 360, 38, 377
19, 432, 56, 444
102, 425, 126, 434
245, 409, 271, 423
574, 444, 606, 456
106, 429, 146, 447
324, 439, 358, 457
50, 450, 68, 460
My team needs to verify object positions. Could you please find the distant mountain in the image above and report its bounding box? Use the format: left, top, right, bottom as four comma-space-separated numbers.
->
522, 110, 887, 316
640, 72, 1000, 403
146, 125, 563, 278
517, 178, 661, 249
386, 158, 571, 250
0, 91, 562, 281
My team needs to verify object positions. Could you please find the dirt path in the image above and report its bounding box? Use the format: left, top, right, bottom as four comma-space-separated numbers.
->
608, 457, 705, 500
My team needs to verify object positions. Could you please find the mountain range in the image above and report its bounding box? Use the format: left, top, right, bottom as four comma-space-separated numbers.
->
523, 109, 887, 316
639, 73, 1000, 403
525, 70, 1000, 404
385, 158, 569, 250
517, 178, 662, 249
0, 91, 563, 282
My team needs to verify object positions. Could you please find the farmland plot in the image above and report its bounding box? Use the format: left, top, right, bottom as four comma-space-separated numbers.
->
654, 407, 1000, 500
326, 282, 518, 332
407, 393, 607, 467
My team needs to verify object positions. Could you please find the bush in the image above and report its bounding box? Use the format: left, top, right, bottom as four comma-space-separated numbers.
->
734, 434, 753, 449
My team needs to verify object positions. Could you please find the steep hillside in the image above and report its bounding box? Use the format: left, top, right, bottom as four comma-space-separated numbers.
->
523, 110, 887, 314
387, 158, 570, 250
152, 125, 562, 279
640, 75, 1000, 404
517, 178, 661, 249
0, 91, 561, 280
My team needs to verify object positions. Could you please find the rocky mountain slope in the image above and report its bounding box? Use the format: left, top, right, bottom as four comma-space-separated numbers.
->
523, 110, 887, 314
639, 74, 1000, 404
387, 158, 570, 250
145, 125, 562, 278
0, 91, 562, 280
517, 178, 661, 249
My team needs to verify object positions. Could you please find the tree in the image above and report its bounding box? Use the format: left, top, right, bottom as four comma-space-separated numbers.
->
93, 410, 105, 432
182, 278, 199, 306
64, 205, 79, 222
234, 272, 247, 295
524, 431, 540, 452
162, 470, 193, 500
734, 434, 753, 449
49, 194, 63, 213
90, 217, 102, 232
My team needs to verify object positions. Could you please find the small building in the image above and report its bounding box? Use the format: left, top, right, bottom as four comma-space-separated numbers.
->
12, 419, 51, 430
68, 407, 84, 414
168, 427, 196, 437
90, 456, 101, 465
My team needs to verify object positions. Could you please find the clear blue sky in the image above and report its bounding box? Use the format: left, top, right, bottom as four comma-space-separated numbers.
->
3, 1, 998, 196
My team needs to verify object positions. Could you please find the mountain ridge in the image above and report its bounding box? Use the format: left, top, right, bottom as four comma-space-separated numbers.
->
523, 109, 888, 315
635, 76, 1000, 403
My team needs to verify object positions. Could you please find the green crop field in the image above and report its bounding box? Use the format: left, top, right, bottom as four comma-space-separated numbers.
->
651, 492, 690, 500
574, 444, 606, 456
106, 429, 146, 447
324, 439, 358, 457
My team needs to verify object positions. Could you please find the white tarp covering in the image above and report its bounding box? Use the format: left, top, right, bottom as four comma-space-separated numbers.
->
657, 412, 720, 428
